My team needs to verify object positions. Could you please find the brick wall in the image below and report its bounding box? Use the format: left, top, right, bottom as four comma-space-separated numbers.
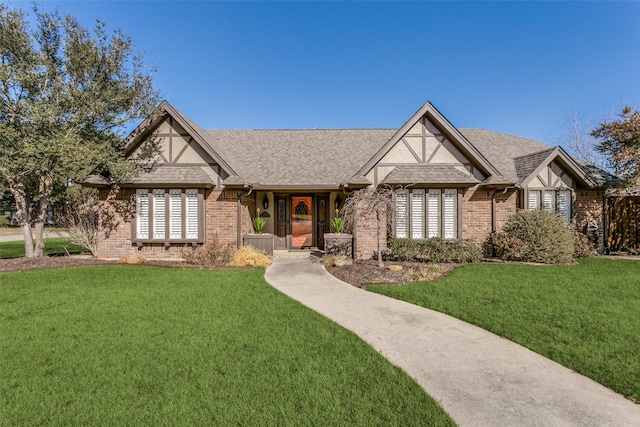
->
95, 187, 253, 260
353, 206, 387, 260
461, 188, 518, 243
574, 190, 604, 252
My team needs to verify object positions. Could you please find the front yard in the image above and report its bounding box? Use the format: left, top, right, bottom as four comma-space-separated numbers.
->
1, 266, 454, 426
368, 258, 640, 402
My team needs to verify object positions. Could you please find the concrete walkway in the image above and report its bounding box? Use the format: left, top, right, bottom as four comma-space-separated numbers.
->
264, 256, 640, 427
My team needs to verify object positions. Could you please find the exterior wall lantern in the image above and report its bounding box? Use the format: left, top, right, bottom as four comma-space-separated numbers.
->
334, 194, 341, 210
263, 193, 269, 210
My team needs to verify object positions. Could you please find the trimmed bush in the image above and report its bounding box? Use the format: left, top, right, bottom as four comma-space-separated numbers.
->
493, 210, 575, 264
229, 245, 273, 268
385, 237, 482, 263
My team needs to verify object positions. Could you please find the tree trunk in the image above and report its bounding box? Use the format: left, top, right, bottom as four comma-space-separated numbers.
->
8, 180, 35, 258
34, 171, 55, 257
376, 212, 384, 268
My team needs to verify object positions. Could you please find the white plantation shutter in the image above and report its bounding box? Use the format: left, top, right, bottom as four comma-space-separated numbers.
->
428, 189, 441, 238
558, 190, 571, 223
136, 189, 149, 239
543, 190, 555, 212
411, 190, 425, 239
528, 190, 540, 210
395, 190, 408, 238
153, 189, 166, 239
185, 189, 199, 239
170, 189, 182, 239
443, 189, 457, 239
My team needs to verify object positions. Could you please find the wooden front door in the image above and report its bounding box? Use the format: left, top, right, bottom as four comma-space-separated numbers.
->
316, 194, 329, 250
275, 194, 288, 249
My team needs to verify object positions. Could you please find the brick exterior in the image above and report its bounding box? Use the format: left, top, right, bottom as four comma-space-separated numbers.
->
461, 188, 518, 244
353, 207, 387, 260
574, 190, 605, 252
95, 188, 253, 260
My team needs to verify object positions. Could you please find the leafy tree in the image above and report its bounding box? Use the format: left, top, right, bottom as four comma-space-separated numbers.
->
591, 106, 640, 188
0, 5, 159, 257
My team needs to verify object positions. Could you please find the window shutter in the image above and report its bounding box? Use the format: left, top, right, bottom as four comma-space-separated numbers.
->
153, 189, 166, 239
543, 190, 555, 212
558, 190, 571, 223
185, 189, 199, 239
136, 189, 149, 239
169, 189, 182, 239
428, 189, 441, 238
411, 190, 425, 239
528, 190, 540, 210
395, 190, 408, 238
443, 189, 457, 239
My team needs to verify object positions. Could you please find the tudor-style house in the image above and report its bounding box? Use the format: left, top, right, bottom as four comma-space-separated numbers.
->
84, 101, 608, 259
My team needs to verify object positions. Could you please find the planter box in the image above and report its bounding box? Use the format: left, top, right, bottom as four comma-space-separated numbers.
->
243, 234, 274, 255
324, 233, 353, 258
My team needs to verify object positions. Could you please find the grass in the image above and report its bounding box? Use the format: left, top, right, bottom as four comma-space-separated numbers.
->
1, 266, 454, 426
0, 237, 88, 259
368, 258, 640, 402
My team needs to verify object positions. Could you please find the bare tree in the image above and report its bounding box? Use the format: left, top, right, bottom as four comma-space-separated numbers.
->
558, 112, 608, 170
55, 187, 99, 255
340, 186, 394, 267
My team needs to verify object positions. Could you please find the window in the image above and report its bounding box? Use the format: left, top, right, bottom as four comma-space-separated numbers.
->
527, 189, 572, 223
135, 189, 202, 241
396, 189, 458, 239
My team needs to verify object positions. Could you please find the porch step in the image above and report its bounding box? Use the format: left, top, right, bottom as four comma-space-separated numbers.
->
273, 249, 324, 259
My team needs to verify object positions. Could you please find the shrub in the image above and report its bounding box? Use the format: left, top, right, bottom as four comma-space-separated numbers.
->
229, 245, 273, 268
572, 228, 593, 259
0, 216, 10, 227
385, 237, 482, 263
183, 234, 234, 267
493, 210, 575, 264
385, 238, 418, 261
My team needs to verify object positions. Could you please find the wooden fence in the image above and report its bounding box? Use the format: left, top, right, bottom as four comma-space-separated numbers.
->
607, 196, 640, 252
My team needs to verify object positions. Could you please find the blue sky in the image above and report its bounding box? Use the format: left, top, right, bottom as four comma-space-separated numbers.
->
11, 1, 640, 144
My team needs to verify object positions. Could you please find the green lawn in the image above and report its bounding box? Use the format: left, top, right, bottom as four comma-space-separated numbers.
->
368, 258, 640, 402
1, 266, 454, 426
0, 237, 88, 259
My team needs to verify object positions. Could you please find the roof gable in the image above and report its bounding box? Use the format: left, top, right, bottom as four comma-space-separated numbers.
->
516, 147, 597, 188
124, 101, 236, 176
356, 102, 500, 179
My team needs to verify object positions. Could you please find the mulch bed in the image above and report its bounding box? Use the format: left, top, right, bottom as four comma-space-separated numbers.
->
0, 255, 195, 273
325, 259, 455, 288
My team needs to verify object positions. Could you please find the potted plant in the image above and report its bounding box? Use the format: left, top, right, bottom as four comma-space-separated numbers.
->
252, 208, 267, 233
244, 208, 273, 255
325, 209, 353, 258
330, 210, 344, 234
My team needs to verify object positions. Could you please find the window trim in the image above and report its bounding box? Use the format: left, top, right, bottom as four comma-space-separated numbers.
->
132, 188, 205, 244
395, 188, 461, 239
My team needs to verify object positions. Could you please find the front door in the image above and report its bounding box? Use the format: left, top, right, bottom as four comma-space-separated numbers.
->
291, 196, 313, 249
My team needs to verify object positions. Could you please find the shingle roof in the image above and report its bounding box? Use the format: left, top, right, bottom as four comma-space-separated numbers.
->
513, 148, 556, 182
381, 165, 480, 185
204, 129, 396, 188
126, 166, 215, 187
459, 129, 551, 184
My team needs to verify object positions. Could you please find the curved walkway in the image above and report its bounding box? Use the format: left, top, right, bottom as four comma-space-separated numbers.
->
264, 256, 640, 427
